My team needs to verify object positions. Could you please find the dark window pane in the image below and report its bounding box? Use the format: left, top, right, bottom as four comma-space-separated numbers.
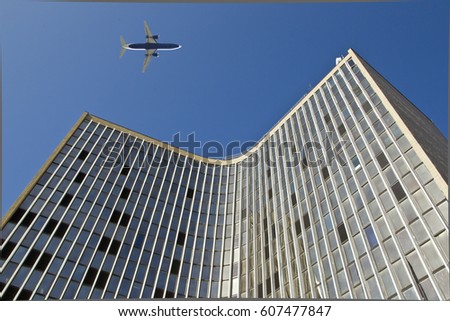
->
95, 270, 109, 290
20, 211, 37, 228
60, 194, 73, 207
3, 285, 19, 300
36, 252, 53, 271
74, 172, 86, 184
78, 150, 89, 160
257, 283, 263, 298
291, 193, 297, 206
9, 208, 26, 224
295, 220, 301, 236
1, 242, 17, 260
362, 101, 372, 113
108, 240, 121, 255
120, 188, 131, 200
170, 259, 181, 275
120, 167, 130, 176
176, 232, 186, 246
391, 181, 407, 202
154, 288, 164, 298
186, 188, 194, 199
266, 277, 272, 295
376, 152, 389, 169
55, 222, 69, 238
110, 210, 121, 224
303, 213, 310, 229
43, 219, 58, 235
119, 213, 131, 227
83, 267, 98, 285
17, 289, 33, 300
98, 236, 111, 252
23, 249, 40, 267
338, 224, 348, 243
274, 272, 280, 290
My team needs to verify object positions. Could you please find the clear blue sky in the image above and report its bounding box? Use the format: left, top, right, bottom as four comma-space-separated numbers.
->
1, 0, 448, 215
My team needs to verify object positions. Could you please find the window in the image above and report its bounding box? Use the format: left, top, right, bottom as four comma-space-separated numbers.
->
295, 220, 301, 236
10, 208, 26, 224
108, 240, 121, 255
134, 234, 145, 249
352, 156, 361, 170
154, 288, 164, 298
55, 222, 69, 238
257, 283, 263, 298
2, 285, 19, 300
43, 219, 58, 235
321, 167, 330, 180
268, 188, 273, 199
1, 241, 17, 260
110, 210, 121, 224
120, 188, 131, 200
274, 272, 280, 290
165, 291, 175, 298
324, 113, 331, 125
364, 225, 378, 249
266, 277, 272, 295
338, 124, 346, 136
23, 249, 40, 267
17, 289, 33, 301
36, 252, 52, 271
291, 193, 297, 206
391, 181, 407, 202
170, 259, 181, 275
78, 150, 89, 160
120, 166, 130, 176
119, 213, 131, 227
94, 270, 109, 290
98, 236, 111, 252
74, 172, 86, 184
338, 224, 348, 243
362, 101, 372, 113
303, 213, 311, 229
60, 193, 74, 207
177, 232, 186, 246
83, 267, 98, 285
186, 188, 194, 199
376, 152, 389, 169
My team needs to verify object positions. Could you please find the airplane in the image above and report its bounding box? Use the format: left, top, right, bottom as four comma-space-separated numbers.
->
120, 21, 181, 72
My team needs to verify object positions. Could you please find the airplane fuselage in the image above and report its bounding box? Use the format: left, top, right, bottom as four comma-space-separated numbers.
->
127, 42, 181, 51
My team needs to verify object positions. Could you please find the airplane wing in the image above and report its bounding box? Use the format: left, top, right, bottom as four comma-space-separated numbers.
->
142, 49, 156, 72
144, 21, 157, 44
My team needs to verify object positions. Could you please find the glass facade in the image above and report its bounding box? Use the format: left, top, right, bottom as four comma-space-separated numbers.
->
1, 49, 448, 300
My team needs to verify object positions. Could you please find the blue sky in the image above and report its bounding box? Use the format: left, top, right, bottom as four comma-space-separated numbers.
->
1, 0, 448, 215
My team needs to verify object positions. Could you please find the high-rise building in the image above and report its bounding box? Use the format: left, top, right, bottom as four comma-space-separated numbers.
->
1, 49, 448, 300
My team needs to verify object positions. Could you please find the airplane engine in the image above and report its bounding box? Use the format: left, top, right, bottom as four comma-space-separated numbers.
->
152, 52, 159, 57
153, 35, 159, 40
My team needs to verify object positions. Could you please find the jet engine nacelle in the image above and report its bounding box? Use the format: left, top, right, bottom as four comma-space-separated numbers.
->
153, 35, 159, 40
152, 52, 159, 57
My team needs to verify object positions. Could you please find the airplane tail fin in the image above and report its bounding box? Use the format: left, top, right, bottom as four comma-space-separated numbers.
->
119, 36, 127, 58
